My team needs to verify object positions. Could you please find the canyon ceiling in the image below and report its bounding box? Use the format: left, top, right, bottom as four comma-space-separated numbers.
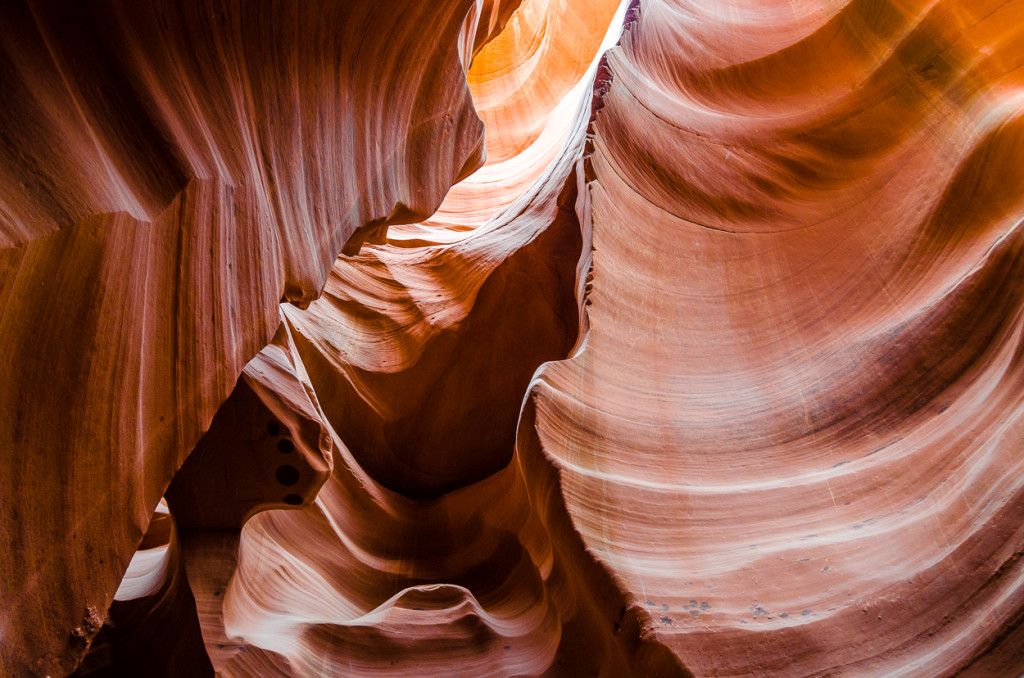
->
2, 0, 1024, 676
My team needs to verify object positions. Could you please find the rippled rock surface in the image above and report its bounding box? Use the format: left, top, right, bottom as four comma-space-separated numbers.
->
3, 0, 1024, 676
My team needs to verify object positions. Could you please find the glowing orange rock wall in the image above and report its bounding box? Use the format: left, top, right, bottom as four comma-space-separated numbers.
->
527, 0, 1024, 675
3, 0, 1024, 676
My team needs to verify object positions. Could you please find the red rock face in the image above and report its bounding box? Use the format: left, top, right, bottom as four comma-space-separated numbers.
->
3, 0, 1024, 676
536, 2, 1024, 675
0, 1, 493, 673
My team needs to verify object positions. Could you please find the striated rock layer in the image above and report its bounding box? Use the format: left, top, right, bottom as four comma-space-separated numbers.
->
527, 0, 1024, 675
0, 0, 507, 673
3, 0, 1024, 676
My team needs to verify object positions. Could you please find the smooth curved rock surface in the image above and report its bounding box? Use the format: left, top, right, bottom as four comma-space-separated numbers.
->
527, 0, 1024, 675
5, 0, 1024, 676
211, 75, 681, 675
179, 3, 687, 674
0, 0, 500, 673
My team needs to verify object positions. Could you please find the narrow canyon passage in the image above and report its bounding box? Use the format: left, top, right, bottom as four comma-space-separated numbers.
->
2, 0, 1024, 676
168, 1, 683, 675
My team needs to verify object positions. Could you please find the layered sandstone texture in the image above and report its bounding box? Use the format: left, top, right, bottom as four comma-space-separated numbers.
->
0, 0, 501, 673
2, 0, 1024, 676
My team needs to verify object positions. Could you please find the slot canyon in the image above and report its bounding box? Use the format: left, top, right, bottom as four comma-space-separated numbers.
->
2, 0, 1024, 675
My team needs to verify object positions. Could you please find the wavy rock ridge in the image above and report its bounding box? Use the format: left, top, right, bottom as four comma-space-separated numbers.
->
0, 0, 498, 673
3, 0, 1024, 676
533, 0, 1024, 675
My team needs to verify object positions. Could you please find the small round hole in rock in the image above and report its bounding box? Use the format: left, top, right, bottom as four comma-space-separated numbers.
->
266, 421, 280, 436
283, 494, 303, 506
277, 439, 294, 453
275, 465, 300, 486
